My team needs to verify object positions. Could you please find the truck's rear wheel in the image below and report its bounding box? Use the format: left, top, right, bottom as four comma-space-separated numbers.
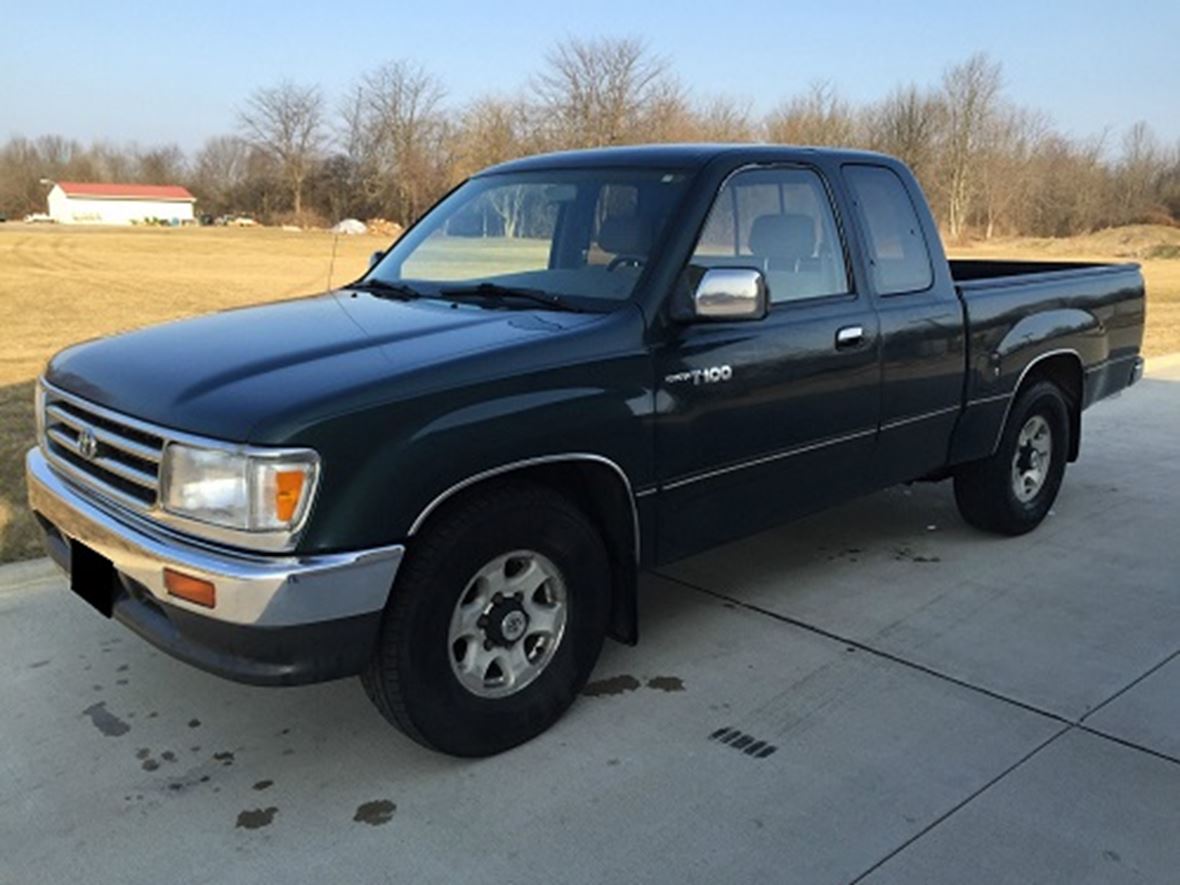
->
953, 380, 1070, 535
362, 481, 610, 756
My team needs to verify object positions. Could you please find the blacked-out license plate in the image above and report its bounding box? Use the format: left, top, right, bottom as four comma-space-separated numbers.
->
70, 540, 114, 617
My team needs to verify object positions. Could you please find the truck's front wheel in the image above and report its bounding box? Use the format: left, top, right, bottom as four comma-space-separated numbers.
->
953, 380, 1071, 535
362, 482, 610, 756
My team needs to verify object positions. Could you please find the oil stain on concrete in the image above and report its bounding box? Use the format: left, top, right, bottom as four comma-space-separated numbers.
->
81, 701, 130, 737
582, 674, 641, 697
236, 807, 278, 830
582, 674, 685, 696
353, 800, 396, 826
647, 676, 685, 692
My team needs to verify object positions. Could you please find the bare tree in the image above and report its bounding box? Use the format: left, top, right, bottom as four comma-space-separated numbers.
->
940, 53, 1003, 239
691, 95, 757, 142
455, 94, 540, 176
533, 37, 676, 147
765, 81, 859, 147
977, 106, 1047, 238
342, 61, 449, 224
34, 134, 85, 172
1161, 140, 1180, 221
238, 80, 326, 216
190, 135, 251, 214
134, 143, 187, 184
640, 77, 695, 143
0, 137, 49, 215
87, 141, 137, 182
1020, 132, 1111, 236
1117, 121, 1162, 223
864, 84, 945, 181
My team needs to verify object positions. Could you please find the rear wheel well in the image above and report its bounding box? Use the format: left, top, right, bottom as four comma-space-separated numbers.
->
409, 461, 639, 645
1017, 353, 1083, 461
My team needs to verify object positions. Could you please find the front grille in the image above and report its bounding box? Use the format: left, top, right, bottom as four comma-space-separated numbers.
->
41, 387, 164, 511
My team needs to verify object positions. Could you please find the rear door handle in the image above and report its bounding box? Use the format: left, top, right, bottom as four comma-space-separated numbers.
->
835, 325, 865, 349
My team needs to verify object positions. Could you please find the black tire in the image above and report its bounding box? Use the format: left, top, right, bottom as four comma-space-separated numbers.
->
953, 380, 1071, 535
361, 481, 610, 757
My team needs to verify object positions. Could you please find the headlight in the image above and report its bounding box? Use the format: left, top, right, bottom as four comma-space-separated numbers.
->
161, 443, 319, 532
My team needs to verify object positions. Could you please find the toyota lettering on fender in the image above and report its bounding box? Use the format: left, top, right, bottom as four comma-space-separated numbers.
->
26, 144, 1145, 757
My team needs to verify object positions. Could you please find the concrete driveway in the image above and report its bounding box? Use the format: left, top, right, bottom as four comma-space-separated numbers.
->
3, 359, 1178, 885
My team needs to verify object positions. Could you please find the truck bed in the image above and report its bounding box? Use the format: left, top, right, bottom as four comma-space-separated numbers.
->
949, 258, 1120, 285
950, 256, 1145, 402
944, 257, 1145, 468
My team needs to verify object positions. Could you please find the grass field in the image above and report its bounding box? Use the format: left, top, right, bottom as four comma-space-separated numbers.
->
2, 222, 1178, 563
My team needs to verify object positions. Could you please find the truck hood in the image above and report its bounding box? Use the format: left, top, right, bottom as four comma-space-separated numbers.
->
46, 290, 601, 442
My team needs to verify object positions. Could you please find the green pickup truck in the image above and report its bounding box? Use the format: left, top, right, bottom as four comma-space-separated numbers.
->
27, 144, 1145, 756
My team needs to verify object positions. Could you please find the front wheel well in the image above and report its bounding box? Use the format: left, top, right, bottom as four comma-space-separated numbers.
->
408, 459, 639, 645
1015, 353, 1084, 461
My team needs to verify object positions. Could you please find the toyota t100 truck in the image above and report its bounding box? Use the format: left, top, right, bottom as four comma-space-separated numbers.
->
27, 145, 1145, 756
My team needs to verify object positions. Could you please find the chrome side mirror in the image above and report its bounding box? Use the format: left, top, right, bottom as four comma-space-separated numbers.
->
692, 268, 768, 321
369, 250, 385, 270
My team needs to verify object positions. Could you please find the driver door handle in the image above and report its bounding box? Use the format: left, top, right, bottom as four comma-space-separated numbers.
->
835, 325, 865, 349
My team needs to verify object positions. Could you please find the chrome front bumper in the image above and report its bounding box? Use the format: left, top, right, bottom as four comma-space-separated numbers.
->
26, 447, 402, 629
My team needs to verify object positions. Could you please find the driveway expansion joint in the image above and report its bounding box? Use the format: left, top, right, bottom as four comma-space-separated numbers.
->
848, 724, 1071, 884
656, 571, 1180, 766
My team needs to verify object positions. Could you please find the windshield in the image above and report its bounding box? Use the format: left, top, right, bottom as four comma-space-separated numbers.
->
366, 168, 692, 310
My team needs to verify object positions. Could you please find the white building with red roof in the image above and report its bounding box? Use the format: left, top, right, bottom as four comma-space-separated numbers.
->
47, 181, 196, 225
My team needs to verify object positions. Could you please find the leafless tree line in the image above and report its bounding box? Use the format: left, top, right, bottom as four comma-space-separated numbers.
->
2, 40, 1178, 240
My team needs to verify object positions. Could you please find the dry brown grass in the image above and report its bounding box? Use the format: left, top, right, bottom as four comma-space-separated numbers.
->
0, 224, 379, 562
1, 222, 1178, 563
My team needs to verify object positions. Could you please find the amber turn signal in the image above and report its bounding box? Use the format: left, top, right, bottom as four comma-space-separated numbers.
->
274, 470, 306, 523
164, 568, 216, 608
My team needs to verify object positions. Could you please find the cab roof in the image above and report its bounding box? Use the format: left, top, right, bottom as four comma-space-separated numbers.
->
477, 143, 894, 176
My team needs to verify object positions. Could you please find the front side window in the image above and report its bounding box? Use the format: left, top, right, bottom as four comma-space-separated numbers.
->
690, 167, 850, 303
370, 168, 690, 310
843, 164, 933, 295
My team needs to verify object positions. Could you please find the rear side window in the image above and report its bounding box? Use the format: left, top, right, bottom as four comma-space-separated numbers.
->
843, 165, 932, 295
691, 167, 849, 303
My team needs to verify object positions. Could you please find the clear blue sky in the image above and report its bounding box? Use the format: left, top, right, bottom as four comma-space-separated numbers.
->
4, 0, 1177, 152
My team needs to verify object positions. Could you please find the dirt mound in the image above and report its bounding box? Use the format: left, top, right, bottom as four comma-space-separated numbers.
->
1063, 225, 1180, 259
955, 225, 1180, 261
366, 218, 404, 241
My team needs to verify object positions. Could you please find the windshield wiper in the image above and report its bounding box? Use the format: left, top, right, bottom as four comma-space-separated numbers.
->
348, 278, 423, 300
437, 283, 580, 312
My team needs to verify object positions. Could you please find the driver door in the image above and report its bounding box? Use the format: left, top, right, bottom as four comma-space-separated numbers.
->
652, 165, 881, 562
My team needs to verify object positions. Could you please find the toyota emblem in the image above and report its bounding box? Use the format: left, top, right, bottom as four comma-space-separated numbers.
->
77, 429, 98, 461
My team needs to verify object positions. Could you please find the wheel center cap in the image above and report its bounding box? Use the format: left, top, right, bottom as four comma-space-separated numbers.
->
500, 610, 528, 643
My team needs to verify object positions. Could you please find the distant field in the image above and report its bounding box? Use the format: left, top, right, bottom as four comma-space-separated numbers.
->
1, 223, 1178, 563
